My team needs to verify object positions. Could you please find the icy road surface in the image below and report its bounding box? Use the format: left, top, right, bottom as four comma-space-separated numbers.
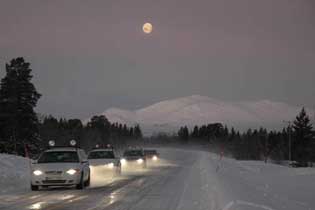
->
1, 148, 315, 210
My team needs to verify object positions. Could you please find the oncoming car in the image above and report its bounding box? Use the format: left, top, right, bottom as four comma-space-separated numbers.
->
144, 149, 159, 161
120, 148, 147, 169
31, 140, 90, 191
88, 145, 121, 176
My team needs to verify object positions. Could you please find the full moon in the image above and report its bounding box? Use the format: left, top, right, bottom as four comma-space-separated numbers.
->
143, 22, 153, 34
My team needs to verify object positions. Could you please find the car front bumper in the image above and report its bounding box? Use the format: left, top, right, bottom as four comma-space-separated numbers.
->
90, 165, 119, 173
31, 173, 81, 186
121, 160, 145, 168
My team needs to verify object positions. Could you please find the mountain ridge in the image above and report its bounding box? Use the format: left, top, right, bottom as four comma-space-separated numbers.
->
97, 95, 314, 136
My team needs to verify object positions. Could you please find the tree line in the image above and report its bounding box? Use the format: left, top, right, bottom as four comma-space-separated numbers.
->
177, 108, 315, 164
1, 57, 314, 165
0, 57, 142, 156
39, 115, 142, 152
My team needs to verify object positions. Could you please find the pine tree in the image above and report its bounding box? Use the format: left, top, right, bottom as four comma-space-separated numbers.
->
118, 124, 123, 137
129, 127, 134, 137
223, 125, 229, 138
134, 124, 143, 139
87, 115, 111, 144
178, 126, 189, 142
0, 57, 41, 155
292, 107, 314, 163
122, 124, 128, 137
293, 108, 313, 141
191, 125, 199, 138
229, 127, 236, 141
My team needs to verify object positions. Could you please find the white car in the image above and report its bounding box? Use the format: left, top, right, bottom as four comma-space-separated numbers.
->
120, 149, 147, 169
88, 148, 121, 176
31, 146, 90, 191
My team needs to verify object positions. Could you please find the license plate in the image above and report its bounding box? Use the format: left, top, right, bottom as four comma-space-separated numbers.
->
46, 176, 61, 180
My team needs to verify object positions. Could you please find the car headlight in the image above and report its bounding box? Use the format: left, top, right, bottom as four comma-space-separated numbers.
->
33, 170, 43, 176
107, 163, 114, 168
137, 158, 144, 164
66, 169, 79, 175
120, 158, 126, 165
152, 155, 158, 161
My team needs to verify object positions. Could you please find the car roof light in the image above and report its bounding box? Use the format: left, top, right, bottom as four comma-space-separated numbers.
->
48, 140, 55, 147
70, 139, 77, 146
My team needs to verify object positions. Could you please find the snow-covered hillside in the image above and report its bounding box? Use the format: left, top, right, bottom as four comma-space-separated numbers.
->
97, 95, 314, 136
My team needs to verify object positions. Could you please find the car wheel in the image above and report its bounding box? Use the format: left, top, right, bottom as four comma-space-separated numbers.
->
31, 184, 39, 191
76, 173, 85, 190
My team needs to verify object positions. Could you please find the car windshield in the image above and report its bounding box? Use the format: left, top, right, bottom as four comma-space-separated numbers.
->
123, 150, 143, 157
144, 150, 157, 155
37, 151, 79, 163
88, 151, 115, 159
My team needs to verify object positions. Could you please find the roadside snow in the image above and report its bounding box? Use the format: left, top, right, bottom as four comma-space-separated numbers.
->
0, 153, 31, 194
217, 157, 315, 209
168, 149, 315, 210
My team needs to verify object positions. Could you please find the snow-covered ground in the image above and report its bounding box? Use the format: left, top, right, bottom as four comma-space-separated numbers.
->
1, 149, 315, 209
0, 154, 31, 194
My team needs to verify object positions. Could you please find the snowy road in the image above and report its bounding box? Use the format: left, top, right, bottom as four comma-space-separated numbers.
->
0, 148, 314, 210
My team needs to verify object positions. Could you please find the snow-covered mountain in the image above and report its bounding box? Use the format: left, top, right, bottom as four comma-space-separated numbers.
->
99, 95, 314, 136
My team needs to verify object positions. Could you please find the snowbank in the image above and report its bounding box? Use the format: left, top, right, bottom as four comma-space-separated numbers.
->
0, 153, 31, 194
218, 158, 315, 209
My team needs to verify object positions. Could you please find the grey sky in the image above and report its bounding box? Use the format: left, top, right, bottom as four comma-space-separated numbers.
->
0, 0, 314, 119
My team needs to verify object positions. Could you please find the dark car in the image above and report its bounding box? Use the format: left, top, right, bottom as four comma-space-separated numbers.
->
144, 149, 159, 161
121, 149, 147, 169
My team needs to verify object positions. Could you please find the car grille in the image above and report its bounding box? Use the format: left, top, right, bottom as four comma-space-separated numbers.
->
45, 171, 63, 175
42, 180, 66, 184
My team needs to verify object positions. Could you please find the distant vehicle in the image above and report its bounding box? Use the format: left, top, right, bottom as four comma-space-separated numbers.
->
30, 140, 90, 191
121, 148, 147, 169
88, 145, 121, 176
144, 149, 159, 161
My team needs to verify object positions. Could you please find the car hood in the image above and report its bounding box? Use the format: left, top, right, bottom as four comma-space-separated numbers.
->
88, 159, 118, 166
32, 163, 81, 172
123, 156, 144, 160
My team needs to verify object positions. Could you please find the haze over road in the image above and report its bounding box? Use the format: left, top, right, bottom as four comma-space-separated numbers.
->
0, 148, 314, 210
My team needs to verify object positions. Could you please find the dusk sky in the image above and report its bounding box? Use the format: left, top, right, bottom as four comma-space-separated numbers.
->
0, 0, 314, 119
